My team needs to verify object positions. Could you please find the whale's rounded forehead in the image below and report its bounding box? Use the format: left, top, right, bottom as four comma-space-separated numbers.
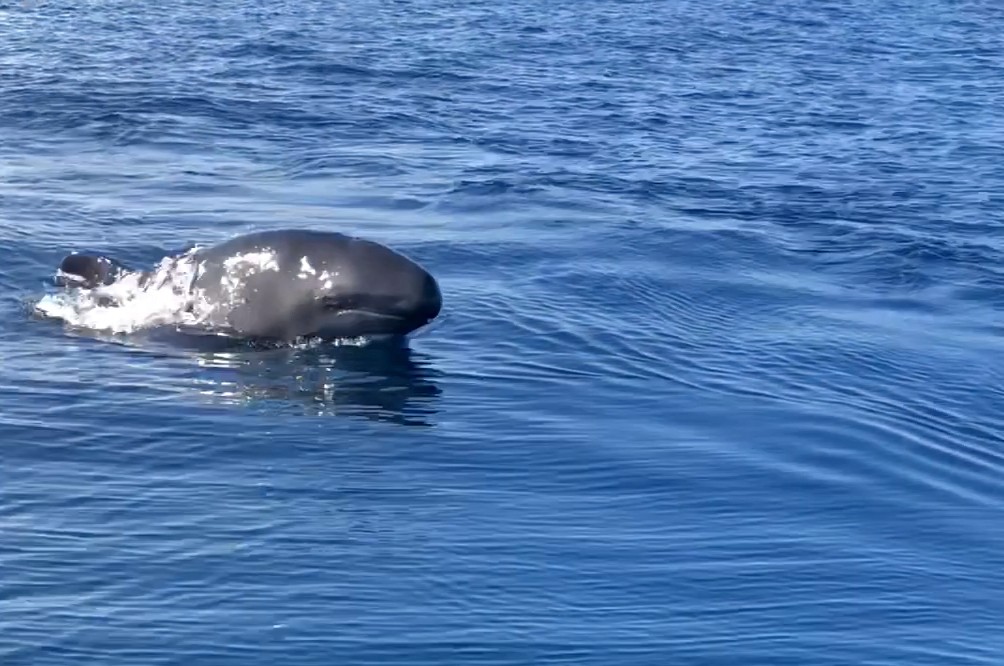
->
201, 230, 351, 261
198, 229, 404, 268
192, 229, 432, 300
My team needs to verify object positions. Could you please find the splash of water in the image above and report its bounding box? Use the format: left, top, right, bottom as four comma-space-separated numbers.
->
34, 249, 205, 334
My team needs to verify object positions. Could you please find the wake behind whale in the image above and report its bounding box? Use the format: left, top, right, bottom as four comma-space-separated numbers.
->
34, 229, 443, 346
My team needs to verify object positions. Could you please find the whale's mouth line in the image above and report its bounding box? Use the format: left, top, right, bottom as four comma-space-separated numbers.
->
330, 308, 406, 321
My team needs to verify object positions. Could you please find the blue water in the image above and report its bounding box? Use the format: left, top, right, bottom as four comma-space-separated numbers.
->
2, 1, 1003, 664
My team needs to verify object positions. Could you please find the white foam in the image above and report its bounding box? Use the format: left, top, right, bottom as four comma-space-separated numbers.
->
223, 249, 279, 273
298, 256, 316, 278
34, 249, 205, 335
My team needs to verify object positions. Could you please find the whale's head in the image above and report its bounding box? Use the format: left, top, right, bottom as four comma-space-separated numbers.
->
307, 237, 443, 339
191, 230, 443, 341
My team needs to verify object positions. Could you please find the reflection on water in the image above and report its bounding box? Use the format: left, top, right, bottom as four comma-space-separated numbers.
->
30, 314, 445, 426
189, 337, 443, 426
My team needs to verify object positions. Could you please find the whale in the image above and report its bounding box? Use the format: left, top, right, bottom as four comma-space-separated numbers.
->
54, 229, 442, 342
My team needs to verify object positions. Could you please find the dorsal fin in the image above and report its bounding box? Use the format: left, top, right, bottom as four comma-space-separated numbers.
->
56, 254, 131, 288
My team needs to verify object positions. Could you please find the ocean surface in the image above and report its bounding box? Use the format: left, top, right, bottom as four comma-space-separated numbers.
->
2, 1, 1003, 664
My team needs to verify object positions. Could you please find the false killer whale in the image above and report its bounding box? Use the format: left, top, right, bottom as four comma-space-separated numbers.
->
55, 229, 442, 341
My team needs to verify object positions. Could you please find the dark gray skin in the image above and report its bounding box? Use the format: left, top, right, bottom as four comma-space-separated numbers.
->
56, 229, 442, 341
56, 253, 130, 288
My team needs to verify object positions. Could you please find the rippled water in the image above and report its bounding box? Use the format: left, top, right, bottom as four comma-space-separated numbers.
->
2, 1, 1004, 664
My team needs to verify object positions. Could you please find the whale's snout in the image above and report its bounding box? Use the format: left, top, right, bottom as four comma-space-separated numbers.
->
410, 267, 442, 328
313, 239, 442, 338
362, 251, 442, 335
